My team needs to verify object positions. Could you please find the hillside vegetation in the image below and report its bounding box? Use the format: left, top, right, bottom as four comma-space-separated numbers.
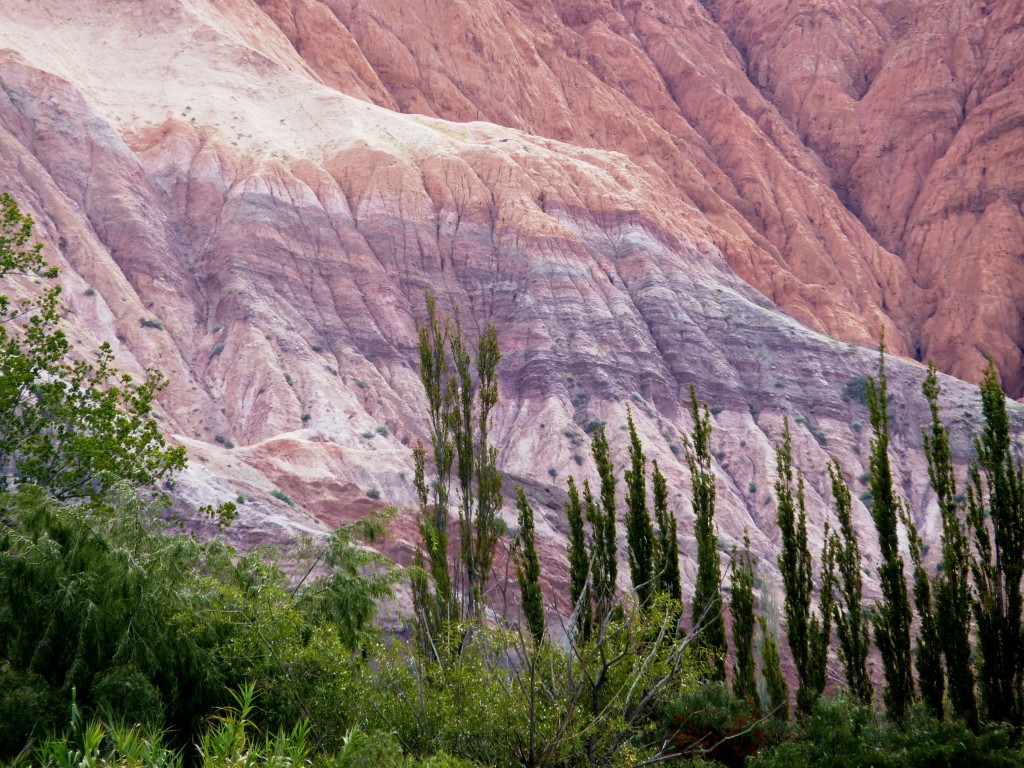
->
2, 193, 1023, 767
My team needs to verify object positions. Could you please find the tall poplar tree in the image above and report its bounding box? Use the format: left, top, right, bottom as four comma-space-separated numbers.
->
967, 361, 1024, 724
624, 406, 655, 606
806, 528, 835, 708
652, 460, 681, 601
590, 424, 618, 608
515, 486, 545, 644
565, 476, 592, 640
759, 615, 789, 720
414, 293, 504, 629
901, 506, 944, 718
866, 334, 915, 722
730, 534, 757, 708
829, 461, 872, 705
687, 386, 726, 680
922, 364, 977, 727
774, 418, 818, 714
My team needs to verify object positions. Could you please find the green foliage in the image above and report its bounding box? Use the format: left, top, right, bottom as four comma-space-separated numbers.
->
966, 360, 1024, 724
413, 292, 503, 632
565, 475, 592, 640
271, 488, 295, 506
774, 417, 824, 714
0, 193, 186, 504
900, 503, 945, 719
652, 459, 681, 601
687, 386, 726, 680
829, 462, 872, 705
624, 405, 655, 606
140, 317, 165, 330
922, 364, 977, 727
514, 486, 544, 644
663, 682, 776, 767
759, 615, 789, 720
730, 535, 757, 708
748, 696, 1022, 768
865, 335, 915, 722
586, 426, 618, 619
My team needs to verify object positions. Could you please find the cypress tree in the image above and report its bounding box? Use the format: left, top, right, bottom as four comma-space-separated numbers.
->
966, 361, 1024, 724
922, 364, 977, 727
774, 418, 817, 714
515, 486, 545, 644
624, 406, 656, 606
687, 385, 726, 680
829, 461, 872, 705
901, 506, 945, 718
866, 334, 915, 722
759, 615, 789, 720
652, 460, 681, 601
583, 478, 616, 619
565, 476, 592, 640
731, 533, 758, 708
806, 527, 835, 707
589, 424, 618, 607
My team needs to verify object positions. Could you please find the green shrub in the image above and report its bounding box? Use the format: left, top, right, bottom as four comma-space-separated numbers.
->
140, 317, 164, 330
92, 664, 164, 725
271, 489, 295, 507
842, 378, 869, 406
210, 343, 224, 357
0, 668, 60, 756
302, 413, 312, 423
366, 488, 381, 500
375, 425, 389, 437
748, 696, 1022, 768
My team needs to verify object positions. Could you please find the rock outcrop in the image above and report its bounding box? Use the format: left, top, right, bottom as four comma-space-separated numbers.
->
0, 0, 1020, 653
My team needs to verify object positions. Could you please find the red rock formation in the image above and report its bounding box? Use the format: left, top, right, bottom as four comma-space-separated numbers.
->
0, 0, 1019, 665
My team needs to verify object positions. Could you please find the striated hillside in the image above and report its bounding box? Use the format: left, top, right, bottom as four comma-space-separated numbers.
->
0, 0, 1021, 644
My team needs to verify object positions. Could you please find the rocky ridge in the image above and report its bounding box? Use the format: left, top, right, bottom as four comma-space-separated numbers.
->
0, 0, 1020, 643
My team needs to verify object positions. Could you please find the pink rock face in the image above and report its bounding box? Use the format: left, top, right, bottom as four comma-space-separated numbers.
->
712, 0, 1024, 395
0, 1, 1020, 688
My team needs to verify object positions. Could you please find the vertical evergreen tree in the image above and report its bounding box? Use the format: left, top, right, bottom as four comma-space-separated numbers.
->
652, 460, 682, 601
866, 334, 915, 722
414, 294, 454, 624
515, 486, 545, 644
687, 385, 726, 680
922, 364, 977, 727
774, 418, 818, 714
414, 293, 504, 629
759, 615, 789, 720
565, 476, 592, 640
593, 423, 614, 606
449, 314, 504, 622
901, 506, 945, 718
731, 533, 758, 708
624, 406, 655, 606
829, 461, 873, 705
806, 527, 835, 707
966, 361, 1024, 724
583, 477, 616, 619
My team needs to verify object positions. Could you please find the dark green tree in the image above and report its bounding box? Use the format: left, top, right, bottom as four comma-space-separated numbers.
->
966, 360, 1024, 724
652, 459, 681, 601
565, 475, 592, 640
588, 426, 618, 610
806, 528, 835, 710
515, 486, 545, 644
687, 385, 726, 680
900, 505, 945, 718
730, 533, 758, 708
829, 461, 872, 705
759, 615, 789, 720
413, 293, 504, 629
922, 364, 977, 727
774, 418, 818, 714
624, 406, 655, 606
0, 192, 186, 505
865, 334, 915, 722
